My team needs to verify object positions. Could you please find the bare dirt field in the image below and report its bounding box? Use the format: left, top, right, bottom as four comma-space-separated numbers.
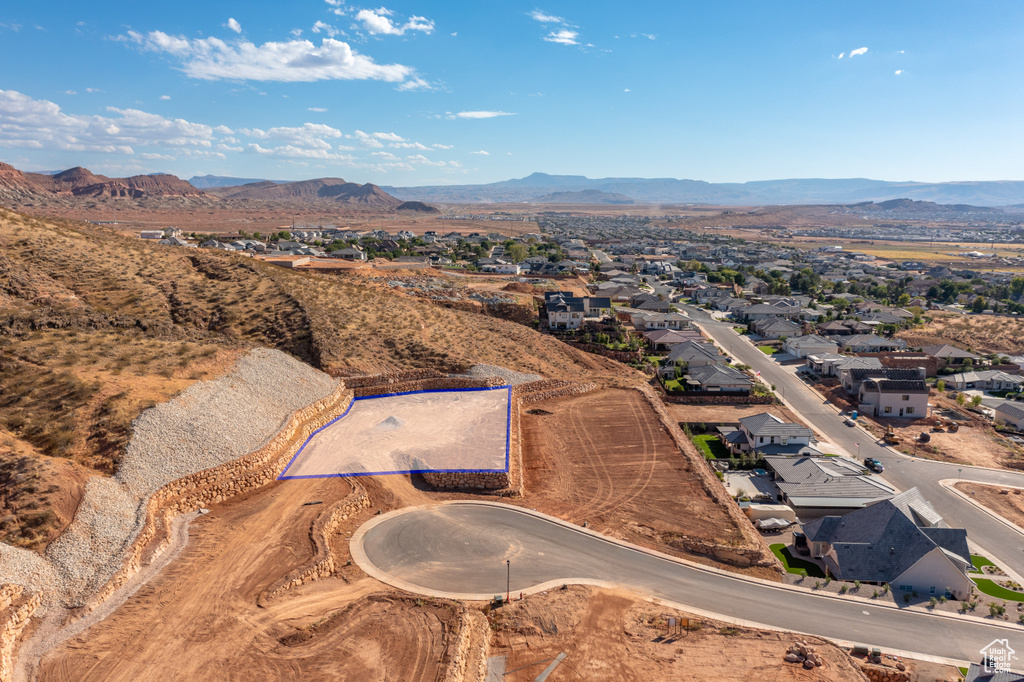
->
956, 482, 1024, 531
488, 585, 951, 681
518, 388, 771, 577
667, 403, 811, 429
898, 312, 1024, 355
38, 476, 459, 681
280, 388, 510, 478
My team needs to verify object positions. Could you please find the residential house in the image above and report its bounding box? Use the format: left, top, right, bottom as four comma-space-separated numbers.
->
737, 413, 813, 454
920, 344, 982, 369
995, 402, 1024, 430
801, 488, 971, 599
684, 364, 753, 392
334, 247, 367, 261
945, 370, 1024, 392
783, 334, 840, 359
739, 302, 802, 322
544, 292, 612, 330
817, 319, 872, 336
858, 377, 930, 418
631, 293, 673, 313
666, 340, 726, 367
807, 354, 881, 377
841, 367, 924, 395
644, 329, 701, 351
630, 312, 691, 331
833, 334, 908, 353
751, 317, 802, 340
763, 455, 896, 518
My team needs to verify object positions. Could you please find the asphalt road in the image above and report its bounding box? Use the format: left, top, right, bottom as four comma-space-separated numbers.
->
357, 502, 1024, 665
680, 304, 1024, 579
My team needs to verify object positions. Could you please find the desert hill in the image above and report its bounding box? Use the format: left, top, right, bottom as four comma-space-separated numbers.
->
0, 206, 618, 549
0, 163, 207, 202
207, 176, 403, 209
530, 189, 635, 204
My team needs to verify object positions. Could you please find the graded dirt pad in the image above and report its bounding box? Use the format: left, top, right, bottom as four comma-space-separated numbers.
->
898, 311, 1024, 355
666, 403, 812, 430
519, 388, 756, 571
280, 387, 510, 478
39, 476, 422, 681
956, 482, 1024, 531
489, 586, 881, 681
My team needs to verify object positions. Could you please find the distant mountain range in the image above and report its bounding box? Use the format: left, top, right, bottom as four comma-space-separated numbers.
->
383, 172, 1024, 207
188, 174, 285, 189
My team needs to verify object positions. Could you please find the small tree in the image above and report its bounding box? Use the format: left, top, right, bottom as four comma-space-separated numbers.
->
936, 379, 946, 392
971, 395, 983, 408
956, 393, 966, 406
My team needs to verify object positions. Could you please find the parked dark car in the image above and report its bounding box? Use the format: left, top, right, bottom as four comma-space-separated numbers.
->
863, 457, 884, 473
793, 531, 810, 556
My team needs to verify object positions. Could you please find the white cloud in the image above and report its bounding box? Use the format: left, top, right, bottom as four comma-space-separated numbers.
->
308, 106, 328, 112
470, 150, 489, 155
641, 33, 656, 40
837, 52, 845, 59
312, 21, 341, 37
159, 94, 171, 100
355, 8, 434, 36
247, 143, 354, 161
897, 50, 905, 54
225, 18, 242, 34
432, 143, 452, 149
528, 10, 565, 23
894, 70, 903, 75
849, 47, 868, 57
396, 76, 432, 91
240, 122, 346, 151
624, 88, 630, 92
390, 141, 429, 150
291, 28, 303, 37
0, 89, 217, 154
123, 30, 417, 84
544, 29, 578, 46
65, 90, 77, 95
450, 111, 515, 119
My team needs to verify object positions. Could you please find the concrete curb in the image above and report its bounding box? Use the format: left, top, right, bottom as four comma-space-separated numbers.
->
350, 500, 1024, 648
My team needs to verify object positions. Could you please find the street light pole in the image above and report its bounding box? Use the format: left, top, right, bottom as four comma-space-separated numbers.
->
506, 560, 511, 603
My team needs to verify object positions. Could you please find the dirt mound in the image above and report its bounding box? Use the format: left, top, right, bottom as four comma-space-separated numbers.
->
374, 415, 406, 432
502, 281, 540, 294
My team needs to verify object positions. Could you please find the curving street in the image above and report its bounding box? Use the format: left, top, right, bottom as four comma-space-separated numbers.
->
354, 502, 1024, 665
681, 304, 1024, 579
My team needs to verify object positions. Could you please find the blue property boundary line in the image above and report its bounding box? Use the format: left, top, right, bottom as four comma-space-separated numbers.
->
278, 385, 512, 480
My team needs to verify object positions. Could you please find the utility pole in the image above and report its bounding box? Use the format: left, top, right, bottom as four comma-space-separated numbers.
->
506, 559, 511, 603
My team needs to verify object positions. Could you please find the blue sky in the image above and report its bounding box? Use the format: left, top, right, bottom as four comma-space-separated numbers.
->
0, 1, 1021, 186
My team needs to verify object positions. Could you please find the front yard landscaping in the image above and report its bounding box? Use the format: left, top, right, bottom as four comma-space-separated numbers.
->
758, 345, 776, 355
692, 433, 730, 460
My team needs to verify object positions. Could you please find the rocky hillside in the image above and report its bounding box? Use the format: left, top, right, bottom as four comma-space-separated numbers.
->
208, 177, 403, 209
0, 207, 620, 550
0, 163, 208, 204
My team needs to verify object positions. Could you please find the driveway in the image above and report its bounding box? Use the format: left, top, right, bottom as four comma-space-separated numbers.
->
354, 501, 1024, 667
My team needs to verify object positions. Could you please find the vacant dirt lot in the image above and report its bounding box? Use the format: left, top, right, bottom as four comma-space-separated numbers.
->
956, 482, 1024, 531
898, 311, 1024, 355
490, 586, 944, 681
38, 476, 461, 681
519, 388, 768, 576
667, 403, 811, 429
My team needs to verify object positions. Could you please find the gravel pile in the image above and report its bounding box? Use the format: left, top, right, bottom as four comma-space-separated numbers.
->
3, 348, 339, 609
456, 364, 542, 386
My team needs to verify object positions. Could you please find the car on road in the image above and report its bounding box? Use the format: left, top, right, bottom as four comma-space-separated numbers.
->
844, 417, 856, 427
863, 457, 884, 473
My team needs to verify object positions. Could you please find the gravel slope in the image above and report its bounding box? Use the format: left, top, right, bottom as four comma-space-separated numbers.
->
0, 348, 339, 607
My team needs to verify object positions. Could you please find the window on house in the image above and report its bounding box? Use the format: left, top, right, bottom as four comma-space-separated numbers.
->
884, 406, 892, 414
900, 585, 912, 592
781, 438, 788, 445
902, 395, 909, 401
929, 586, 936, 594
906, 407, 914, 414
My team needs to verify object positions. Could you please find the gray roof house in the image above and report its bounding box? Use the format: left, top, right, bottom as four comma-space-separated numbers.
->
801, 488, 972, 599
858, 378, 930, 418
841, 367, 924, 395
764, 455, 896, 518
751, 317, 802, 340
666, 340, 726, 367
995, 402, 1024, 430
738, 413, 814, 453
783, 334, 840, 359
833, 334, 908, 353
945, 370, 1024, 392
684, 364, 752, 392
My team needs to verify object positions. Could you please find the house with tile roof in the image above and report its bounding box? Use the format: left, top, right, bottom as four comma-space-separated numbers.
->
666, 340, 726, 367
995, 402, 1024, 430
801, 488, 972, 599
764, 455, 896, 518
858, 377, 930, 418
684, 364, 752, 392
945, 369, 1024, 392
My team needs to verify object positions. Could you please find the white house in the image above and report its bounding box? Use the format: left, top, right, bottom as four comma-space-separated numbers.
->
783, 334, 840, 359
995, 402, 1024, 430
945, 370, 1024, 392
858, 377, 929, 418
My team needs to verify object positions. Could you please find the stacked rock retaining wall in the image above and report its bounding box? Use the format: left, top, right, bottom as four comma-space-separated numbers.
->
0, 586, 39, 682
87, 383, 355, 611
